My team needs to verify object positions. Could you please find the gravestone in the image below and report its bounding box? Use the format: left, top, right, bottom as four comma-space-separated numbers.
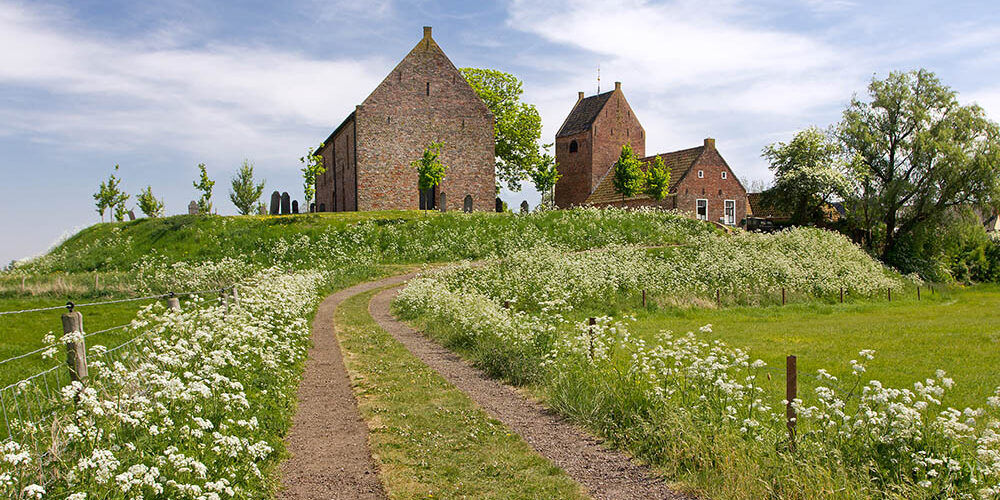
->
310, 203, 316, 213
188, 201, 199, 215
292, 200, 299, 214
463, 195, 473, 213
269, 191, 280, 215
319, 203, 326, 212
127, 210, 136, 221
495, 197, 503, 213
439, 192, 447, 212
520, 200, 529, 214
280, 192, 291, 215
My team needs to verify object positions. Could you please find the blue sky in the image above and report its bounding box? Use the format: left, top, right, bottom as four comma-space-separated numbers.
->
2, 0, 1000, 265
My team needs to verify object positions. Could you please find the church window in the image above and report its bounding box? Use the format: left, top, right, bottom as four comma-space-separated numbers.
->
722, 171, 727, 179
387, 116, 391, 124
698, 170, 704, 178
569, 140, 578, 153
426, 82, 430, 95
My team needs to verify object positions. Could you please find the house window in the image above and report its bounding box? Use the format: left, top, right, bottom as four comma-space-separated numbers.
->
721, 171, 728, 179
569, 140, 578, 153
696, 199, 708, 221
724, 200, 736, 225
697, 170, 704, 178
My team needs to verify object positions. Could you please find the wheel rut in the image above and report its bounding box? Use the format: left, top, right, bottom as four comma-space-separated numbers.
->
279, 272, 417, 500
368, 285, 691, 500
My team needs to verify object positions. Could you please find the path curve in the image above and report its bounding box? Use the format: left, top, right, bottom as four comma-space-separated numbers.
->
279, 272, 417, 500
369, 286, 690, 500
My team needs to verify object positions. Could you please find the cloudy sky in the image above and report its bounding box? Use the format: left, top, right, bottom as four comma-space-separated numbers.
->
2, 0, 999, 264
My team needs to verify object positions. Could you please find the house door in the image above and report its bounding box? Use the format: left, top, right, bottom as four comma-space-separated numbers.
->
419, 186, 437, 210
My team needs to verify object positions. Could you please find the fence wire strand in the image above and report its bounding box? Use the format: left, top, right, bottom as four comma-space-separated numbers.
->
0, 285, 234, 316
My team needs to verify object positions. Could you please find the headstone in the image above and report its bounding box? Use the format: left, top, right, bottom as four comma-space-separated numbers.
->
520, 200, 529, 214
292, 200, 299, 214
310, 202, 316, 213
188, 201, 199, 215
496, 197, 503, 213
127, 210, 136, 221
280, 192, 291, 215
269, 191, 280, 215
319, 203, 326, 212
463, 195, 473, 213
440, 192, 447, 212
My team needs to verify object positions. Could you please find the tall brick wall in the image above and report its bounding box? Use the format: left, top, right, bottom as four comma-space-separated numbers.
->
315, 116, 359, 212
555, 83, 644, 207
673, 140, 747, 225
354, 27, 494, 212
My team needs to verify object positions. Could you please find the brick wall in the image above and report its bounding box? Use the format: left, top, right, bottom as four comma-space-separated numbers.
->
354, 28, 494, 212
554, 130, 591, 207
673, 141, 747, 225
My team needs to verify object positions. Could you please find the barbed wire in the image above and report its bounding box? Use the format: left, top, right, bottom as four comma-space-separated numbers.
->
0, 285, 234, 316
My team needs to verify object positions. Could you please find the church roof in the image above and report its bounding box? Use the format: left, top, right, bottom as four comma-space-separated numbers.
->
584, 146, 705, 205
556, 91, 615, 138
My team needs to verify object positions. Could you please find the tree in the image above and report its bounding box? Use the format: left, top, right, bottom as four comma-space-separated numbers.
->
93, 165, 126, 222
300, 144, 325, 209
412, 141, 448, 209
762, 127, 848, 225
461, 68, 545, 192
838, 69, 1000, 259
644, 155, 670, 201
612, 143, 645, 205
193, 163, 215, 214
528, 145, 560, 209
230, 159, 265, 216
136, 186, 164, 218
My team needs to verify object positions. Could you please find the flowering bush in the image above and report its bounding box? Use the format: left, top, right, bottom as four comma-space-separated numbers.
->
1, 268, 326, 498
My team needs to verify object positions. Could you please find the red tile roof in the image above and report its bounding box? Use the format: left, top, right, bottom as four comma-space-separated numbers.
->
584, 146, 704, 205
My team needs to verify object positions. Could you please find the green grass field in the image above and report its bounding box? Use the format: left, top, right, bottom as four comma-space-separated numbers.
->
620, 284, 999, 410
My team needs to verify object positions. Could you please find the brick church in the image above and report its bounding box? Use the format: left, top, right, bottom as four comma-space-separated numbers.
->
314, 27, 495, 212
554, 83, 747, 226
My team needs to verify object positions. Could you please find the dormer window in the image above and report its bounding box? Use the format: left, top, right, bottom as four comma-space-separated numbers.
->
569, 140, 578, 153
698, 170, 704, 178
721, 171, 727, 179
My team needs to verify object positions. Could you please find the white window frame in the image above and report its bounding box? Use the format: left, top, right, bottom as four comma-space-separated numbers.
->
697, 170, 704, 178
724, 199, 736, 225
696, 199, 708, 221
721, 171, 727, 179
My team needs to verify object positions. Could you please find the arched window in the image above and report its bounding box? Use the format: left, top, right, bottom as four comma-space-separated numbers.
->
569, 140, 578, 153
426, 82, 430, 96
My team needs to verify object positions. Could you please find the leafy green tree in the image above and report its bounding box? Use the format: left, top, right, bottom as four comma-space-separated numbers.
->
461, 68, 545, 192
300, 144, 325, 209
136, 186, 164, 218
193, 163, 215, 214
643, 155, 670, 201
762, 127, 848, 225
412, 141, 448, 209
528, 146, 560, 208
94, 165, 126, 222
612, 143, 645, 205
230, 159, 265, 216
112, 194, 130, 222
838, 69, 1000, 259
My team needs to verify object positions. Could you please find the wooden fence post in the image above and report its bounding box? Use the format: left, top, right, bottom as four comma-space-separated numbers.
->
888, 287, 892, 302
231, 286, 240, 306
20, 276, 25, 293
716, 289, 721, 307
95, 273, 100, 292
839, 287, 844, 304
503, 300, 511, 309
781, 287, 786, 306
62, 305, 87, 382
642, 289, 646, 308
588, 317, 596, 360
166, 293, 181, 311
917, 285, 920, 301
786, 355, 797, 452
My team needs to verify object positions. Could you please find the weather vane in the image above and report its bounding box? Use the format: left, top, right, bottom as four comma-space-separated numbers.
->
597, 64, 601, 94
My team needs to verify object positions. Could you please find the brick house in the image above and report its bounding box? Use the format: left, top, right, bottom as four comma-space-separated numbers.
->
555, 83, 747, 226
314, 27, 495, 212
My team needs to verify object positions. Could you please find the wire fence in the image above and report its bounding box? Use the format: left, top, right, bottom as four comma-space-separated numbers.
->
0, 285, 237, 444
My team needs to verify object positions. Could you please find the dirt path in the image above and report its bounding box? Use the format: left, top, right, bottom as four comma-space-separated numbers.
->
368, 286, 690, 500
279, 273, 417, 500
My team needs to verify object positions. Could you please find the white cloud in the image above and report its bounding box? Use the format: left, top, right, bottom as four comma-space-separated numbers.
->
0, 2, 388, 165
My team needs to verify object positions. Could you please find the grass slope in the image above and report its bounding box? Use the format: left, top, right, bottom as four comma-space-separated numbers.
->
336, 289, 587, 499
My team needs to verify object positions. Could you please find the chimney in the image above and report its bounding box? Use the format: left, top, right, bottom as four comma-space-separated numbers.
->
423, 26, 432, 38
614, 81, 621, 91
577, 91, 585, 102
704, 137, 716, 150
